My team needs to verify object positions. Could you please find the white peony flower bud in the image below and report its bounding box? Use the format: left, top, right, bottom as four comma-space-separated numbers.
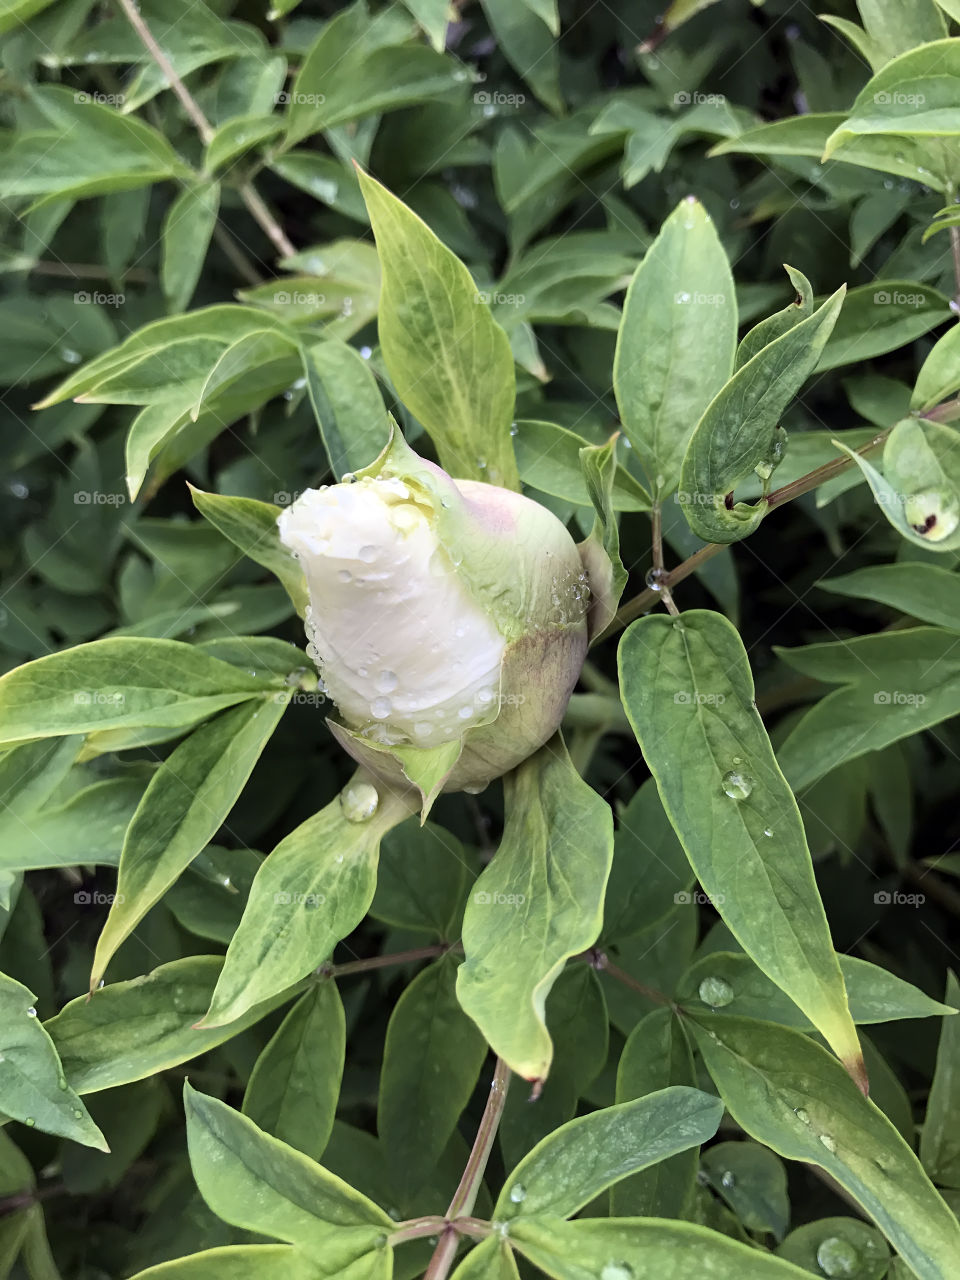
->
277, 431, 590, 805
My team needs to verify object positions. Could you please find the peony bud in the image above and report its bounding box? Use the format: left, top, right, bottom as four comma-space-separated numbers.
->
277, 431, 590, 805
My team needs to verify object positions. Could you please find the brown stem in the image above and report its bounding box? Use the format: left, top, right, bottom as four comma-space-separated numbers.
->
923, 395, 960, 424
608, 430, 889, 635
424, 1058, 512, 1280
598, 956, 672, 1006
322, 943, 455, 979
114, 0, 296, 261
650, 500, 679, 616
387, 1217, 446, 1246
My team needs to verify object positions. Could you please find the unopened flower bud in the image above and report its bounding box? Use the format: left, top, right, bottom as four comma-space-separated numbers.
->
277, 432, 590, 803
903, 488, 960, 543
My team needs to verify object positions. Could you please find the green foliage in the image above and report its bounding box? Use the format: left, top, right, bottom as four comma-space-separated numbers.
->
3, 1, 960, 1277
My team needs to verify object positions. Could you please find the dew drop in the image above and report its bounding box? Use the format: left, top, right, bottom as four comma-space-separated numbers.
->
508, 1183, 527, 1203
375, 670, 398, 694
337, 569, 352, 584
819, 1133, 836, 1153
72, 1108, 84, 1119
413, 721, 432, 737
816, 1236, 860, 1277
698, 976, 734, 1008
26, 1006, 37, 1017
59, 347, 82, 364
509, 422, 519, 436
720, 1170, 736, 1188
359, 544, 378, 563
25, 1117, 35, 1127
340, 781, 380, 823
645, 567, 668, 591
600, 1264, 634, 1280
458, 705, 474, 720
341, 471, 357, 484
721, 770, 753, 801
794, 1108, 811, 1125
763, 827, 774, 838
58, 1077, 68, 1091
370, 696, 392, 720
476, 688, 496, 707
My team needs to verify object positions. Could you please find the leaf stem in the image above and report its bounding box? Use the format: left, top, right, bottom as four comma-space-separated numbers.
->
114, 0, 296, 260
650, 499, 679, 616
608, 430, 889, 634
321, 943, 455, 979
423, 1058, 511, 1280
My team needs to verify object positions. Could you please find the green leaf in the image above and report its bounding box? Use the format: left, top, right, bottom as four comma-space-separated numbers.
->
690, 1014, 960, 1280
0, 972, 106, 1150
370, 817, 469, 938
161, 183, 220, 314
701, 1141, 789, 1240
204, 116, 284, 174
677, 287, 844, 543
449, 1237, 521, 1280
0, 776, 145, 871
189, 487, 309, 617
242, 982, 345, 1163
817, 282, 950, 372
857, 0, 947, 63
90, 696, 289, 989
820, 563, 960, 631
456, 737, 613, 1081
825, 39, 960, 150
510, 1216, 811, 1280
602, 778, 692, 942
202, 779, 416, 1026
496, 1085, 722, 1221
184, 1083, 393, 1252
479, 0, 562, 114
397, 0, 450, 50
614, 197, 736, 496
920, 971, 960, 1188
0, 0, 58, 35
912, 323, 960, 410
0, 638, 275, 745
677, 951, 955, 1026
578, 436, 629, 640
777, 1217, 891, 1278
514, 421, 650, 512
357, 169, 519, 488
619, 610, 863, 1084
300, 338, 391, 478
0, 736, 81, 839
613, 1008, 698, 1218
736, 266, 813, 370
129, 1245, 319, 1280
777, 627, 960, 789
379, 953, 487, 1190
46, 956, 302, 1095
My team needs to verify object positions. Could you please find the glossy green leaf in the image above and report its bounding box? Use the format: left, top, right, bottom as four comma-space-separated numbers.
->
578, 436, 629, 640
613, 1008, 698, 1219
0, 775, 145, 871
397, 0, 450, 51
820, 563, 960, 631
370, 817, 470, 938
920, 971, 960, 1188
46, 956, 302, 1095
777, 1217, 890, 1279
357, 168, 519, 488
701, 1141, 789, 1240
496, 1085, 722, 1221
777, 627, 960, 790
691, 1014, 960, 1280
479, 0, 562, 114
0, 972, 106, 1149
0, 735, 81, 839
614, 197, 736, 497
379, 953, 487, 1190
202, 779, 417, 1026
817, 283, 950, 372
457, 737, 613, 1081
189, 487, 309, 617
129, 1245, 320, 1280
300, 338, 391, 478
912, 323, 960, 410
514, 420, 650, 512
161, 183, 220, 314
825, 39, 960, 150
510, 1216, 810, 1280
184, 1083, 393, 1253
90, 696, 288, 989
449, 1237, 521, 1280
736, 266, 813, 370
619, 610, 863, 1083
0, 637, 275, 745
242, 982, 345, 1163
678, 287, 844, 543
204, 116, 284, 174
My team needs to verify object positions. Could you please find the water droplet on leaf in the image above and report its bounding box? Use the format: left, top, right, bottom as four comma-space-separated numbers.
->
720, 1170, 736, 1188
509, 1183, 526, 1203
698, 976, 734, 1008
816, 1236, 860, 1277
340, 781, 380, 823
721, 770, 753, 800
819, 1133, 836, 1153
600, 1264, 634, 1280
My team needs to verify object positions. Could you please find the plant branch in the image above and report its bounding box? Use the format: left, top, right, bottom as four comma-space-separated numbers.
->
650, 499, 679, 616
114, 0, 296, 260
424, 1058, 512, 1280
608, 429, 889, 634
321, 944, 455, 980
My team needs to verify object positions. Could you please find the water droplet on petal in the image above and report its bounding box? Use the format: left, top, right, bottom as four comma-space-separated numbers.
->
816, 1236, 860, 1277
508, 1183, 526, 1203
340, 781, 380, 823
371, 696, 392, 719
698, 976, 734, 1008
359, 544, 377, 563
721, 770, 753, 801
341, 471, 357, 484
338, 569, 352, 584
